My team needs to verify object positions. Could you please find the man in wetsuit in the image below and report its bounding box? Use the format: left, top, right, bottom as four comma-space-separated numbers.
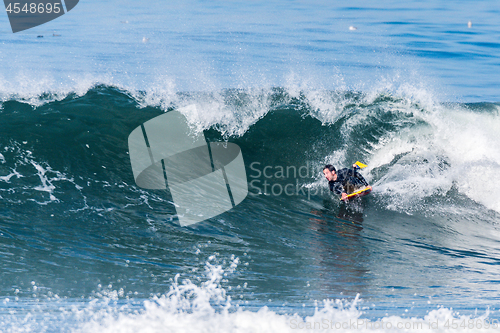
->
323, 164, 370, 201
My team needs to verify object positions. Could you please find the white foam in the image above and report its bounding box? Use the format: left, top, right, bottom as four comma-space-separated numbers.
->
0, 256, 495, 332
368, 100, 500, 213
0, 142, 79, 205
0, 169, 22, 183
73, 258, 493, 333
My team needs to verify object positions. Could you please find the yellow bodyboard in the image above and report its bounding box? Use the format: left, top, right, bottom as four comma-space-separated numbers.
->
342, 186, 372, 201
354, 161, 368, 169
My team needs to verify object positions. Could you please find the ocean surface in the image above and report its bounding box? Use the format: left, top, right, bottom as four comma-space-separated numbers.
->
1, 0, 500, 332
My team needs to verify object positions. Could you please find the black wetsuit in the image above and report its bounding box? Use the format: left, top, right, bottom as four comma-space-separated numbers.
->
328, 168, 369, 195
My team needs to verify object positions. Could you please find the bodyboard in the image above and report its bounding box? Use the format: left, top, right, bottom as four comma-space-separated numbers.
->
342, 186, 372, 201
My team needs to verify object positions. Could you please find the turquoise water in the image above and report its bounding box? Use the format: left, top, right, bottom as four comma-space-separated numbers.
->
0, 1, 500, 332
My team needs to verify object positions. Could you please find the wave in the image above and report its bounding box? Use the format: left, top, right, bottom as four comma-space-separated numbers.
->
0, 84, 499, 219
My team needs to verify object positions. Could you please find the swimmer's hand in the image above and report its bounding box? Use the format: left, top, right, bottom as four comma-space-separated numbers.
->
341, 193, 348, 201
